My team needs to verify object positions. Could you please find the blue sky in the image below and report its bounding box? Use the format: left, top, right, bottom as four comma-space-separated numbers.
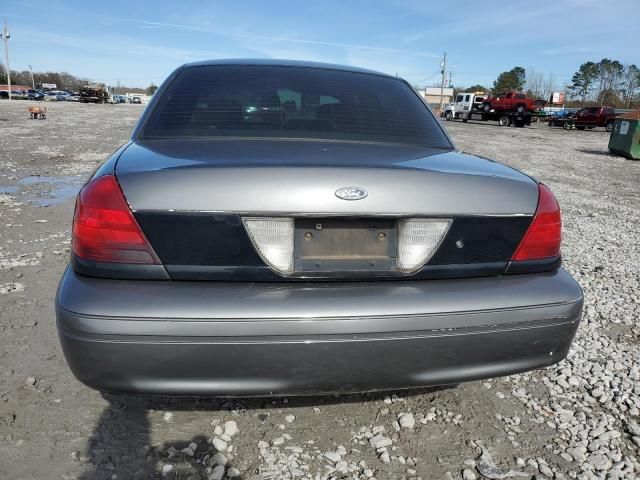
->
1, 0, 638, 88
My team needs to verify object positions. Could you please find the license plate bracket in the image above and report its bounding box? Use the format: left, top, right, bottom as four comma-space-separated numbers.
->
294, 218, 396, 272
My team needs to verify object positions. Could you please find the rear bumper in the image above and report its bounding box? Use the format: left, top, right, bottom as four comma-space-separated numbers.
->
56, 268, 583, 396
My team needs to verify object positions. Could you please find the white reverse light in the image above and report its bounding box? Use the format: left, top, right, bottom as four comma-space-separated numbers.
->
243, 217, 294, 274
397, 218, 452, 273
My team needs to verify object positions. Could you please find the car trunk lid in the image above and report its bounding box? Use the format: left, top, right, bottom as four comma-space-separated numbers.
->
101, 139, 543, 281
116, 139, 538, 216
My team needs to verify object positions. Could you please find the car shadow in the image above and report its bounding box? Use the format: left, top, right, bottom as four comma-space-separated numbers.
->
576, 148, 614, 157
78, 386, 454, 479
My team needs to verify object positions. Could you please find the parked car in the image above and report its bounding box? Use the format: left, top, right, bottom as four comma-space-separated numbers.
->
547, 109, 578, 129
10, 90, 29, 100
483, 91, 545, 113
43, 91, 66, 101
27, 89, 45, 100
55, 59, 583, 396
66, 95, 81, 102
52, 90, 71, 100
574, 106, 619, 132
0, 90, 29, 100
130, 96, 142, 104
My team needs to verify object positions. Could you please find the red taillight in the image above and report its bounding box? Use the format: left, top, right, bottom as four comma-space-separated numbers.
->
72, 175, 159, 264
511, 184, 561, 261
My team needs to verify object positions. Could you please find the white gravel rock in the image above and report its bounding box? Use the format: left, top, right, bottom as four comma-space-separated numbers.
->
180, 445, 194, 456
587, 454, 612, 471
223, 420, 239, 437
335, 460, 349, 473
210, 464, 225, 480
368, 434, 392, 449
160, 464, 173, 477
323, 450, 342, 463
210, 437, 227, 452
626, 420, 640, 437
539, 462, 553, 478
463, 469, 477, 480
398, 413, 416, 429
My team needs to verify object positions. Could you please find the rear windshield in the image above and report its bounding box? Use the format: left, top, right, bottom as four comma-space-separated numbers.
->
141, 65, 452, 148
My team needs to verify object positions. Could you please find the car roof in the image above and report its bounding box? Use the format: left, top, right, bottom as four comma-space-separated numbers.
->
181, 58, 394, 79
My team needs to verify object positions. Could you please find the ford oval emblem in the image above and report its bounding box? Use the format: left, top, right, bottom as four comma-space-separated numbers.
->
335, 186, 368, 201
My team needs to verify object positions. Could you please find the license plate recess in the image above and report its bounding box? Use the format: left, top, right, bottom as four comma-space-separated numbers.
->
294, 218, 396, 272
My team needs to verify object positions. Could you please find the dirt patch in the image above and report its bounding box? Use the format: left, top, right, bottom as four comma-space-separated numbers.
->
0, 102, 639, 479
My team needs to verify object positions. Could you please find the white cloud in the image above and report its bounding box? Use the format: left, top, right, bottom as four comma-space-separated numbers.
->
122, 18, 440, 58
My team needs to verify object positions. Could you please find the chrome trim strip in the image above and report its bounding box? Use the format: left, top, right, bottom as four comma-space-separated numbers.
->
132, 209, 531, 218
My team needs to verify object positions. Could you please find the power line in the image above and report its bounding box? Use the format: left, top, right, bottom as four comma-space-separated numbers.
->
414, 70, 441, 84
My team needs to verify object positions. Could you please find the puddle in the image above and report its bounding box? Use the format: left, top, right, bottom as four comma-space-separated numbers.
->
5, 175, 85, 207
18, 175, 81, 186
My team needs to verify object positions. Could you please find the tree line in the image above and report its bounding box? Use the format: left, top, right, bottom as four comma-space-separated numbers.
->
0, 65, 155, 94
454, 59, 640, 108
454, 67, 557, 102
569, 59, 639, 108
0, 67, 90, 91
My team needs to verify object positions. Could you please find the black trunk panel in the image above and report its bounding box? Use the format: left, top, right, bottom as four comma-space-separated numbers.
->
133, 212, 533, 281
429, 216, 531, 265
135, 212, 264, 267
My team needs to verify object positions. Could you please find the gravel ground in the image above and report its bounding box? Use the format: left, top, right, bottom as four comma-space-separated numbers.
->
0, 101, 639, 480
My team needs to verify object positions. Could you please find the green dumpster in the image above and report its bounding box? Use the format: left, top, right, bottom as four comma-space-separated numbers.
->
608, 115, 640, 160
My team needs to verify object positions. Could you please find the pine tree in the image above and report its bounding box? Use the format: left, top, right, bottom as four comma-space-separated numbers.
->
492, 67, 526, 94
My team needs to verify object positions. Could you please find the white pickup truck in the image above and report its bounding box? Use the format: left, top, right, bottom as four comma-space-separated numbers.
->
443, 92, 486, 122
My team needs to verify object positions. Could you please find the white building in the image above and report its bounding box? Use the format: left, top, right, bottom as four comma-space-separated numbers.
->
419, 87, 454, 109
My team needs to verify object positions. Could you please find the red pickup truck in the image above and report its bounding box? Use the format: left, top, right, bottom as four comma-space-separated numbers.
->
482, 91, 544, 114
574, 106, 618, 132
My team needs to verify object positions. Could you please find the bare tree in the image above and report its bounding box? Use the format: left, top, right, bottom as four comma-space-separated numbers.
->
621, 64, 640, 108
595, 59, 624, 104
542, 73, 557, 101
526, 68, 544, 98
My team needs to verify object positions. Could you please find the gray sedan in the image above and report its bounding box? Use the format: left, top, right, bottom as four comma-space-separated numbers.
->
55, 59, 582, 396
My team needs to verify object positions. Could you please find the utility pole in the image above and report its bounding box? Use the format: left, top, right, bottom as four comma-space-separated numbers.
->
439, 52, 447, 112
28, 65, 35, 89
1, 19, 10, 100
